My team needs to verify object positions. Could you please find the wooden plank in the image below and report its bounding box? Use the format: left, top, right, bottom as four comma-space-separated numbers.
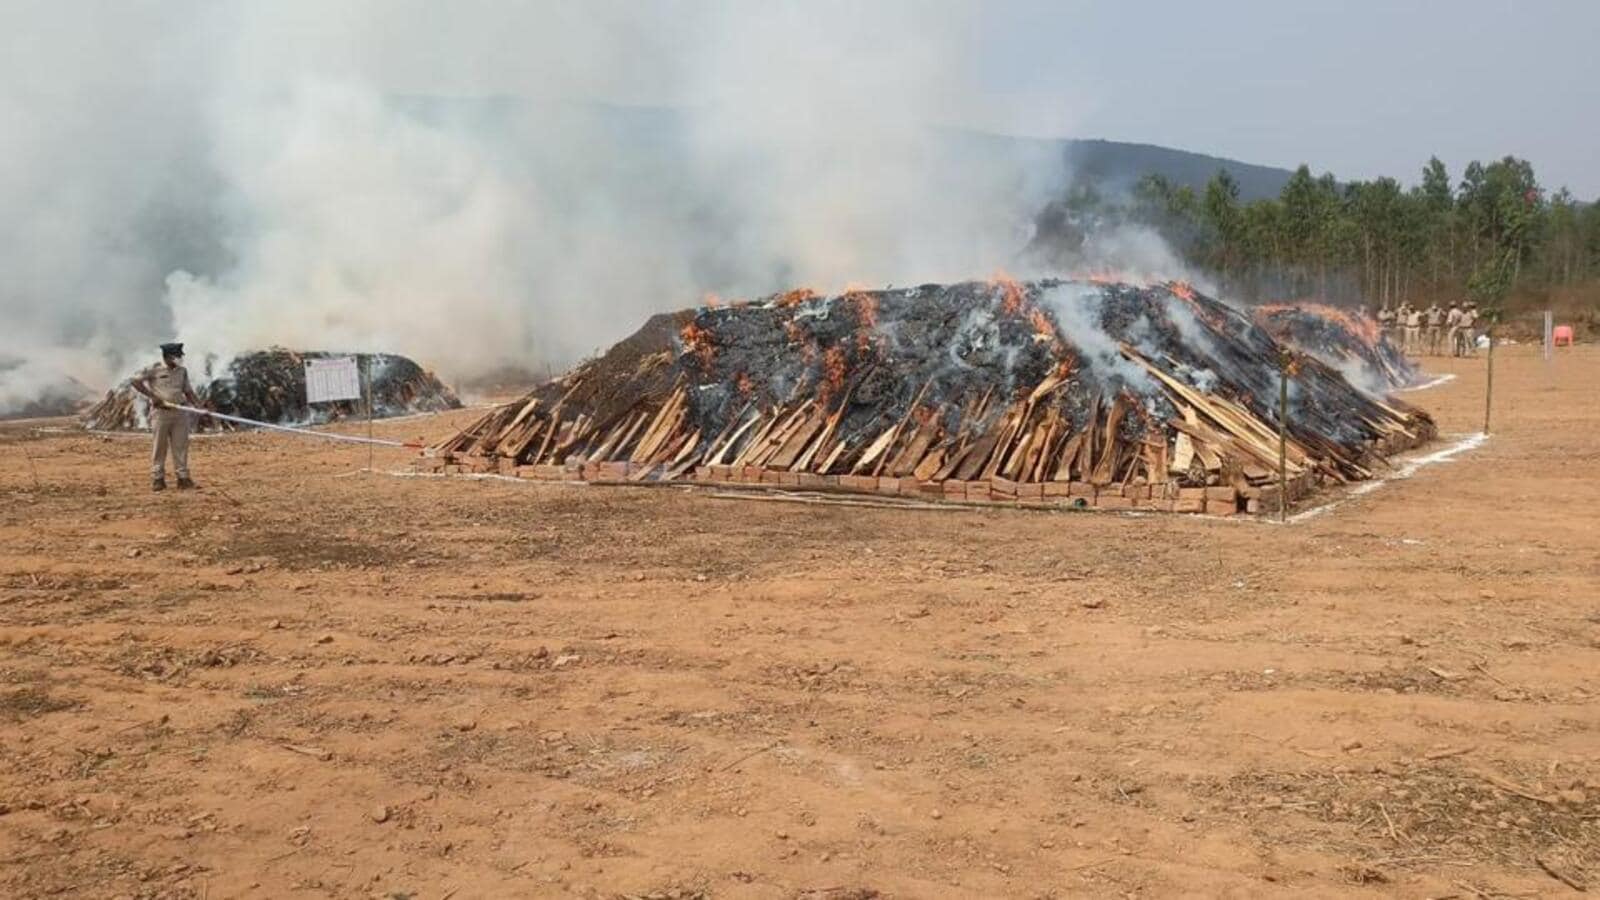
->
887, 420, 938, 477
1051, 431, 1082, 481
729, 412, 780, 467
852, 421, 902, 474
709, 410, 763, 466
933, 441, 976, 481
912, 444, 946, 482
768, 403, 826, 469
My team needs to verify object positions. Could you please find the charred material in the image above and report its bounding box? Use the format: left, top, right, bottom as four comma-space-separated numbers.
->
82, 349, 460, 432
1255, 303, 1420, 392
429, 280, 1434, 515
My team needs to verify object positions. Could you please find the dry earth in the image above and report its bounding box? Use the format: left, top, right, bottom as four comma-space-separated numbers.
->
2, 345, 1597, 899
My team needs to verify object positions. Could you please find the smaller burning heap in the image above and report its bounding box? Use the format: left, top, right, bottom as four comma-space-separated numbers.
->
82, 349, 460, 432
1254, 303, 1420, 392
429, 279, 1433, 515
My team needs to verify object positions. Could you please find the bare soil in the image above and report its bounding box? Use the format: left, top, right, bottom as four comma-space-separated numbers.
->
2, 345, 1597, 899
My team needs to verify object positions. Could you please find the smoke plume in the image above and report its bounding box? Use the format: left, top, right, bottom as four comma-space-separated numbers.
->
0, 1, 1075, 414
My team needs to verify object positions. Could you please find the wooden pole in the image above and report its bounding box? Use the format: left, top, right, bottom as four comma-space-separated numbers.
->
365, 357, 375, 474
1278, 358, 1289, 523
1483, 327, 1495, 435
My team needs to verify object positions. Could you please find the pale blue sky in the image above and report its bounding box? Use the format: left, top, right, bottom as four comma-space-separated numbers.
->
971, 1, 1600, 196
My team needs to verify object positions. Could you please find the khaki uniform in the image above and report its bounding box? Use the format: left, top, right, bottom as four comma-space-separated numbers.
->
1404, 309, 1423, 355
1425, 306, 1443, 355
1445, 307, 1462, 356
1458, 309, 1478, 356
140, 363, 193, 481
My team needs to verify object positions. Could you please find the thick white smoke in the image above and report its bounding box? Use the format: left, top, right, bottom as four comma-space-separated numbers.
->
0, 0, 1072, 414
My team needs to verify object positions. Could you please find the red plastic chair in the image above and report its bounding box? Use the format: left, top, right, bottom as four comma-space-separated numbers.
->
1554, 325, 1575, 347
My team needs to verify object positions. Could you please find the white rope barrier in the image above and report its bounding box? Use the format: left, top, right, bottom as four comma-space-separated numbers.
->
170, 405, 419, 448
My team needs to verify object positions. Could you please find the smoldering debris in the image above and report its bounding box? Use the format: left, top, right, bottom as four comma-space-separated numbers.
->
1254, 303, 1420, 393
81, 349, 460, 432
427, 279, 1433, 515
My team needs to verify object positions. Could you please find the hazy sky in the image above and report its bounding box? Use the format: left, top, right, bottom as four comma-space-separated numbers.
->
3, 0, 1595, 412
970, 0, 1600, 196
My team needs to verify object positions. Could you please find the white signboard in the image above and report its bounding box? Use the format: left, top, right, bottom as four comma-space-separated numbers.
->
305, 356, 362, 404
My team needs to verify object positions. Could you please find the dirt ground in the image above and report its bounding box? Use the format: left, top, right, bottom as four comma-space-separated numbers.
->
2, 344, 1596, 899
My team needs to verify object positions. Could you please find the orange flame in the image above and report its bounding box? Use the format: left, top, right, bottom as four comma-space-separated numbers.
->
1169, 281, 1196, 301
990, 270, 1025, 314
1256, 301, 1382, 350
846, 290, 879, 354
1027, 307, 1055, 341
819, 346, 849, 405
777, 287, 816, 308
679, 319, 716, 367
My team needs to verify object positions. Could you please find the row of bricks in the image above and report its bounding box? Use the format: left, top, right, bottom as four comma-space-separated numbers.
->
417, 457, 1251, 514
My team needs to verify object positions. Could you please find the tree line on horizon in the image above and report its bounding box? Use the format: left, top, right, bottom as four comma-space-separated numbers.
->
1047, 155, 1598, 320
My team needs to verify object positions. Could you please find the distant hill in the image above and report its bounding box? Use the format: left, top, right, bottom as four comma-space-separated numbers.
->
395, 97, 1299, 203
1054, 138, 1296, 202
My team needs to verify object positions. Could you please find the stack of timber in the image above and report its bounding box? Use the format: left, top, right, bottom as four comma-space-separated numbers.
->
424, 279, 1435, 515
83, 348, 460, 432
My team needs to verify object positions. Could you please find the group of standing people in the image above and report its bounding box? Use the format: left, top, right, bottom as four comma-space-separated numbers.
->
1377, 302, 1480, 357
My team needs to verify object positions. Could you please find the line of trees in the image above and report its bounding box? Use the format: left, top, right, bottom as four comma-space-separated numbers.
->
1083, 156, 1600, 316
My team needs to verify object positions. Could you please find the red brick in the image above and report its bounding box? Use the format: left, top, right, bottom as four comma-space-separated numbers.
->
1175, 497, 1206, 514
1016, 482, 1045, 500
739, 465, 761, 483
1069, 481, 1096, 498
757, 468, 783, 484
839, 474, 875, 492
599, 461, 629, 479
1178, 486, 1207, 501
990, 477, 1019, 497
779, 471, 802, 486
1122, 483, 1149, 500
876, 477, 901, 494
1043, 481, 1072, 497
797, 472, 828, 489
1204, 485, 1238, 503
964, 483, 994, 502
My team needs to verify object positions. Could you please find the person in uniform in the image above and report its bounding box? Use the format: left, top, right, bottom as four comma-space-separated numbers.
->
1445, 303, 1463, 357
130, 342, 203, 491
1425, 303, 1444, 355
1457, 304, 1478, 356
1377, 305, 1396, 341
1404, 304, 1424, 356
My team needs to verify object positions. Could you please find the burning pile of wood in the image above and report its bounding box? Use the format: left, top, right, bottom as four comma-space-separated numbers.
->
1254, 303, 1420, 392
82, 349, 460, 432
426, 279, 1434, 515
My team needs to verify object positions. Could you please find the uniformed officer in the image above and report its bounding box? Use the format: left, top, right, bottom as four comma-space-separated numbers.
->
1445, 303, 1463, 357
1457, 304, 1479, 356
130, 342, 203, 491
1404, 304, 1424, 355
1425, 303, 1444, 355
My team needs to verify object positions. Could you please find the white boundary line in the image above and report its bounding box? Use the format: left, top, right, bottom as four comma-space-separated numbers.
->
1284, 431, 1488, 524
1400, 372, 1456, 392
